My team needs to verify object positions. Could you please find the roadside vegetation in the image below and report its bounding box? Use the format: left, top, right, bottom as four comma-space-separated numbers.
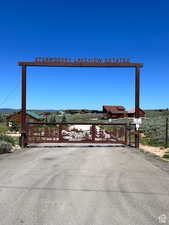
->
47, 112, 104, 123
0, 112, 20, 153
140, 110, 169, 147
163, 152, 169, 159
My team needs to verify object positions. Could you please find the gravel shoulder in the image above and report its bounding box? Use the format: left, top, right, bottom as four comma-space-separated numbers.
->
140, 143, 169, 158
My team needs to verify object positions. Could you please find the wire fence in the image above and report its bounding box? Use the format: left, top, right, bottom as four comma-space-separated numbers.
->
140, 117, 169, 148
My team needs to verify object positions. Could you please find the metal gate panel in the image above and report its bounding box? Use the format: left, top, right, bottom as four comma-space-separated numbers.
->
27, 122, 129, 145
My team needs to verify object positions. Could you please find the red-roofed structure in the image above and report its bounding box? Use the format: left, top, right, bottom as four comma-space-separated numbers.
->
103, 105, 145, 119
103, 105, 128, 119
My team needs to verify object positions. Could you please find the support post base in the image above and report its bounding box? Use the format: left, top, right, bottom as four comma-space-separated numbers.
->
20, 133, 27, 148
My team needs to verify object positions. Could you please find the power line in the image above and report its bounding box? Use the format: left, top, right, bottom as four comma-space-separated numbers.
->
0, 83, 20, 107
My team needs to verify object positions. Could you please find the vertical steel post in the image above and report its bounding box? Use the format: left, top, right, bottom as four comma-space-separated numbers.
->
21, 65, 27, 147
124, 125, 127, 145
92, 125, 96, 142
129, 127, 131, 146
59, 125, 62, 141
135, 67, 140, 148
128, 122, 132, 147
165, 118, 168, 148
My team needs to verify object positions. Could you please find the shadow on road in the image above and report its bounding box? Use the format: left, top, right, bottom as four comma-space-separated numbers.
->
28, 144, 126, 148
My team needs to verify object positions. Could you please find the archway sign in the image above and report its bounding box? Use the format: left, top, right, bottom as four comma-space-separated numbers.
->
18, 57, 143, 148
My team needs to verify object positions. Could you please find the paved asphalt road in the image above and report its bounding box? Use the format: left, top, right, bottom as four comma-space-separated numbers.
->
0, 144, 169, 225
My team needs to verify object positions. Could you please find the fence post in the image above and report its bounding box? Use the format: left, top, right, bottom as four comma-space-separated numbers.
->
135, 66, 140, 148
165, 118, 168, 148
125, 125, 127, 145
59, 125, 62, 141
21, 65, 27, 147
128, 123, 131, 147
91, 125, 96, 142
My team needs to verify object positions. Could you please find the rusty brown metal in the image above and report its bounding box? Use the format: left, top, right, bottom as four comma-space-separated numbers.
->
91, 125, 96, 142
129, 128, 131, 146
27, 122, 128, 145
21, 65, 27, 148
18, 61, 143, 68
28, 122, 127, 125
135, 67, 140, 148
18, 57, 143, 68
125, 125, 127, 144
59, 125, 63, 141
135, 67, 140, 118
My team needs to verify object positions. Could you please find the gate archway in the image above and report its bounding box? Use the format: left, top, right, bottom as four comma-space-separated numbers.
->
18, 57, 143, 148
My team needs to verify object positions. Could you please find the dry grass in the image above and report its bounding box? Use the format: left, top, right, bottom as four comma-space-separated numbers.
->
140, 144, 169, 158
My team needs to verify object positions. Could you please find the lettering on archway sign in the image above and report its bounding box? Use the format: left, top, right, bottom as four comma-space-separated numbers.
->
35, 57, 131, 64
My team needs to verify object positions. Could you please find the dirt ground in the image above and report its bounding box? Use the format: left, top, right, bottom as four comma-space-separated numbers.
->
140, 144, 169, 157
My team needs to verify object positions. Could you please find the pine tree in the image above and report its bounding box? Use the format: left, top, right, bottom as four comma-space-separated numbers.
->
61, 114, 67, 123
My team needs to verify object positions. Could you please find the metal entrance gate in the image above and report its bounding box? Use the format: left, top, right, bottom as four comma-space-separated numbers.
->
19, 58, 143, 148
27, 122, 135, 145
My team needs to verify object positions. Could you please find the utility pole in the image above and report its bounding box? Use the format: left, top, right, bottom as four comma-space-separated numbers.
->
135, 67, 140, 148
21, 65, 27, 148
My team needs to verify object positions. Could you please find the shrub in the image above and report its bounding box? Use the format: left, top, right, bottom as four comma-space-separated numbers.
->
0, 113, 6, 123
9, 121, 20, 132
140, 112, 169, 147
0, 141, 13, 154
0, 123, 8, 134
0, 134, 15, 146
163, 152, 169, 159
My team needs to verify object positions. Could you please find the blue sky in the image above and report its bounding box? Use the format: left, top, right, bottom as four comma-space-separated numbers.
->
0, 0, 169, 110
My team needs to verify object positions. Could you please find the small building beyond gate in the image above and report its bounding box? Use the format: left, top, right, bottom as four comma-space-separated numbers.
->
6, 111, 44, 127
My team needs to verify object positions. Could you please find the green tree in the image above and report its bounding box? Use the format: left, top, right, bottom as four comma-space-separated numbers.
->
61, 114, 67, 123
10, 121, 20, 132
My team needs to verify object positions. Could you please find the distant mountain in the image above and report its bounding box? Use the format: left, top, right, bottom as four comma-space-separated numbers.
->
0, 108, 19, 113
1, 108, 168, 114
0, 108, 100, 113
0, 108, 60, 113
31, 109, 60, 112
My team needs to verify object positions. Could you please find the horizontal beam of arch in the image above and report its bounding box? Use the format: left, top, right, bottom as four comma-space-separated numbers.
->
18, 61, 143, 68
